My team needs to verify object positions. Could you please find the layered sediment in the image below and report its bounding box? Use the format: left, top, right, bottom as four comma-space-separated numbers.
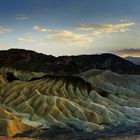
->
0, 69, 140, 137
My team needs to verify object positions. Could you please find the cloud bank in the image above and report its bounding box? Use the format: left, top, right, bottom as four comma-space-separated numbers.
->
76, 22, 135, 33
31, 21, 136, 49
33, 25, 93, 46
112, 48, 140, 57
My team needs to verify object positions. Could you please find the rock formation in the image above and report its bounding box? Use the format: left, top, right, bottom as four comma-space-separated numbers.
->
0, 69, 139, 137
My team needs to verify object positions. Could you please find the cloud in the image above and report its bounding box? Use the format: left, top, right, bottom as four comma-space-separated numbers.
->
76, 22, 135, 33
120, 19, 130, 23
32, 21, 136, 47
112, 48, 140, 57
0, 26, 11, 34
33, 25, 52, 32
16, 36, 35, 43
33, 25, 93, 46
16, 14, 29, 20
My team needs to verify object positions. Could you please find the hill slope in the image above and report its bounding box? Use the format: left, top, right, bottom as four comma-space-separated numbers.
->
125, 56, 140, 65
0, 49, 140, 75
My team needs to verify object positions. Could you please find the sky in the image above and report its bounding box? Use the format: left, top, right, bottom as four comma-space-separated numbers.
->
0, 0, 140, 57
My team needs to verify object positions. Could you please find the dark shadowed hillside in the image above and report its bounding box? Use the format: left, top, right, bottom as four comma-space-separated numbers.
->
125, 56, 140, 65
0, 49, 140, 75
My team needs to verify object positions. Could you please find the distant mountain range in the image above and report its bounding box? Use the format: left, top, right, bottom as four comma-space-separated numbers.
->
0, 49, 140, 75
125, 56, 140, 65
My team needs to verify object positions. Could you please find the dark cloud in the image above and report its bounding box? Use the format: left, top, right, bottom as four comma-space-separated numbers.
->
112, 48, 140, 57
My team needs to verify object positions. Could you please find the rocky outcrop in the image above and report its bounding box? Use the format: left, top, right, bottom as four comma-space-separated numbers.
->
0, 106, 31, 136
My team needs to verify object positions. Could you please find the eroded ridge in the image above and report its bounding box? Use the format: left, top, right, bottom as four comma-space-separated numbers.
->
0, 70, 140, 136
